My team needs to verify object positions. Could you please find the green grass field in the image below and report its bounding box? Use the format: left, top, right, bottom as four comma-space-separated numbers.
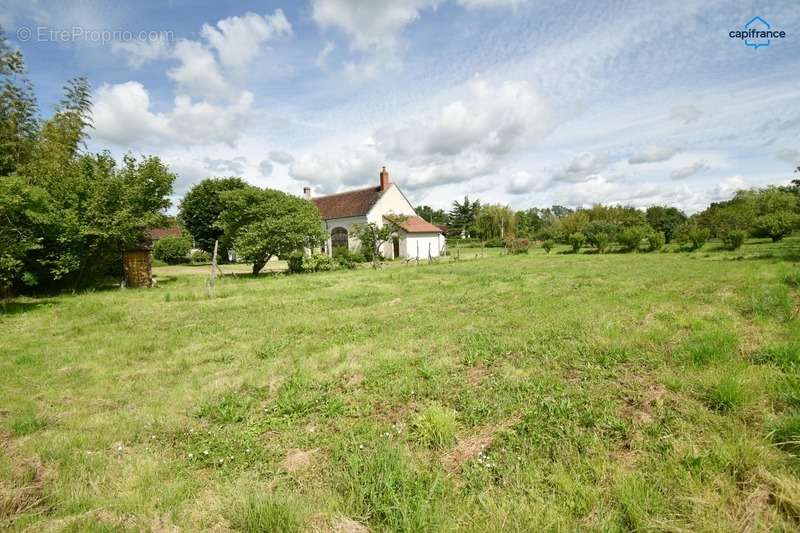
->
2, 239, 800, 531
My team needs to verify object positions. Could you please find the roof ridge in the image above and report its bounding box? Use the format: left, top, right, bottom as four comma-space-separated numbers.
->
312, 185, 380, 200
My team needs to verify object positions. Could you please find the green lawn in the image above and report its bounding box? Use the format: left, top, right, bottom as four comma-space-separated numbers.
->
2, 239, 800, 531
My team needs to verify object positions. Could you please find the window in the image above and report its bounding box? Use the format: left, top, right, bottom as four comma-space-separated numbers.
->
331, 227, 348, 250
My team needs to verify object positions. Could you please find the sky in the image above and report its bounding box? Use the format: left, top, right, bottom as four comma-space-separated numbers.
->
2, 0, 799, 213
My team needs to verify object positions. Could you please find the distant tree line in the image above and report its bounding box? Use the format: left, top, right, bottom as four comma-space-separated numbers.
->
415, 177, 800, 253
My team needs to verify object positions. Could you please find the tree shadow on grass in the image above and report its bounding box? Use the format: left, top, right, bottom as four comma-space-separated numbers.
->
0, 299, 57, 317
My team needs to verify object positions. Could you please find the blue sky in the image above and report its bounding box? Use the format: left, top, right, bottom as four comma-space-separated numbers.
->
2, 0, 799, 212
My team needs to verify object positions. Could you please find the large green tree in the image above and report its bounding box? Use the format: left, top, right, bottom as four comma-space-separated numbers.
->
178, 177, 248, 255
646, 205, 687, 243
449, 196, 480, 238
0, 28, 38, 176
217, 187, 325, 276
474, 204, 516, 241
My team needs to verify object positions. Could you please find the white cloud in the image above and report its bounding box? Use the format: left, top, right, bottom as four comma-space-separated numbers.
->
506, 170, 550, 194
200, 10, 292, 70
316, 41, 336, 69
551, 152, 608, 183
269, 150, 295, 164
168, 40, 232, 100
628, 145, 681, 164
669, 104, 703, 124
204, 156, 248, 174
776, 148, 799, 165
404, 152, 498, 190
381, 80, 549, 158
670, 160, 709, 180
311, 0, 437, 53
92, 82, 168, 145
111, 36, 170, 68
289, 142, 383, 192
457, 0, 527, 8
259, 160, 274, 176
92, 82, 255, 146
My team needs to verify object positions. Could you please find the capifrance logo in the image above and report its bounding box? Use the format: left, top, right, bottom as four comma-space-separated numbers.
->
729, 16, 786, 49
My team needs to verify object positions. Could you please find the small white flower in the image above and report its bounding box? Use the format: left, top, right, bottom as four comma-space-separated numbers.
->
203, 450, 209, 455
359, 444, 364, 449
188, 453, 194, 458
219, 458, 224, 463
246, 448, 251, 453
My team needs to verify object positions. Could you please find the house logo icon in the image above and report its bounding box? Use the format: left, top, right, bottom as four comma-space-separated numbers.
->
744, 16, 771, 49
729, 16, 786, 49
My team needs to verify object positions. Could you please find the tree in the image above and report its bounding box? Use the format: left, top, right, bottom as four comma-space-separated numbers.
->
674, 221, 710, 250
449, 196, 480, 238
154, 236, 191, 264
353, 217, 405, 267
0, 177, 51, 294
37, 77, 93, 161
217, 187, 325, 276
568, 232, 585, 253
583, 220, 618, 253
416, 205, 448, 225
474, 204, 516, 241
515, 208, 543, 237
0, 29, 38, 175
646, 206, 687, 243
178, 177, 248, 256
618, 225, 650, 252
753, 212, 798, 242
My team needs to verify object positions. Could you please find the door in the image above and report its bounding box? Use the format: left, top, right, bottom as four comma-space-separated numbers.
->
393, 236, 400, 259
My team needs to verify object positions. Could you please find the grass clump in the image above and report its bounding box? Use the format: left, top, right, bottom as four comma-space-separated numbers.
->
679, 329, 738, 365
770, 412, 800, 454
226, 493, 304, 533
197, 390, 256, 424
703, 374, 751, 412
412, 404, 458, 449
742, 283, 793, 322
9, 406, 47, 437
339, 442, 448, 531
755, 341, 800, 372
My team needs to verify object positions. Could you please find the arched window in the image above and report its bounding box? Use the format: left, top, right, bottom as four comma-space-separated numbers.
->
331, 227, 349, 250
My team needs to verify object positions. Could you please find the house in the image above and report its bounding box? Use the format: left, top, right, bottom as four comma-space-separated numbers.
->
306, 167, 446, 260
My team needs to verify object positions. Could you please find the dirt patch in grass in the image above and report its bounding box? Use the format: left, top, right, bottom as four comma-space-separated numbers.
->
320, 516, 370, 533
442, 414, 520, 473
280, 449, 316, 473
466, 364, 491, 386
0, 457, 50, 523
344, 373, 364, 388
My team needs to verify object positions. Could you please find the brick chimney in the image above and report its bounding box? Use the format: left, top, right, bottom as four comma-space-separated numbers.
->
379, 166, 390, 191
303, 186, 311, 200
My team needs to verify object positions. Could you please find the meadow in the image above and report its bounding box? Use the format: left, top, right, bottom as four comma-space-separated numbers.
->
1, 239, 799, 532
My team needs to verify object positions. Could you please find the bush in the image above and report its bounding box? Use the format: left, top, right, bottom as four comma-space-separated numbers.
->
302, 253, 335, 272
542, 239, 555, 254
287, 252, 304, 274
674, 223, 710, 250
483, 237, 504, 248
505, 238, 530, 254
583, 220, 618, 253
190, 249, 211, 263
618, 225, 649, 252
753, 211, 798, 242
647, 231, 665, 252
153, 236, 191, 264
568, 232, 585, 253
721, 229, 748, 250
333, 247, 364, 269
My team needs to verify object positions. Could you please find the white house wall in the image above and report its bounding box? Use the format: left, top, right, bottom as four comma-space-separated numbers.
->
403, 233, 445, 259
366, 185, 417, 226
321, 215, 367, 254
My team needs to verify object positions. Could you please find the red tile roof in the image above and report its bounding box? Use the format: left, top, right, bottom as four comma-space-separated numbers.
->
385, 215, 444, 234
147, 226, 183, 240
311, 186, 384, 219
